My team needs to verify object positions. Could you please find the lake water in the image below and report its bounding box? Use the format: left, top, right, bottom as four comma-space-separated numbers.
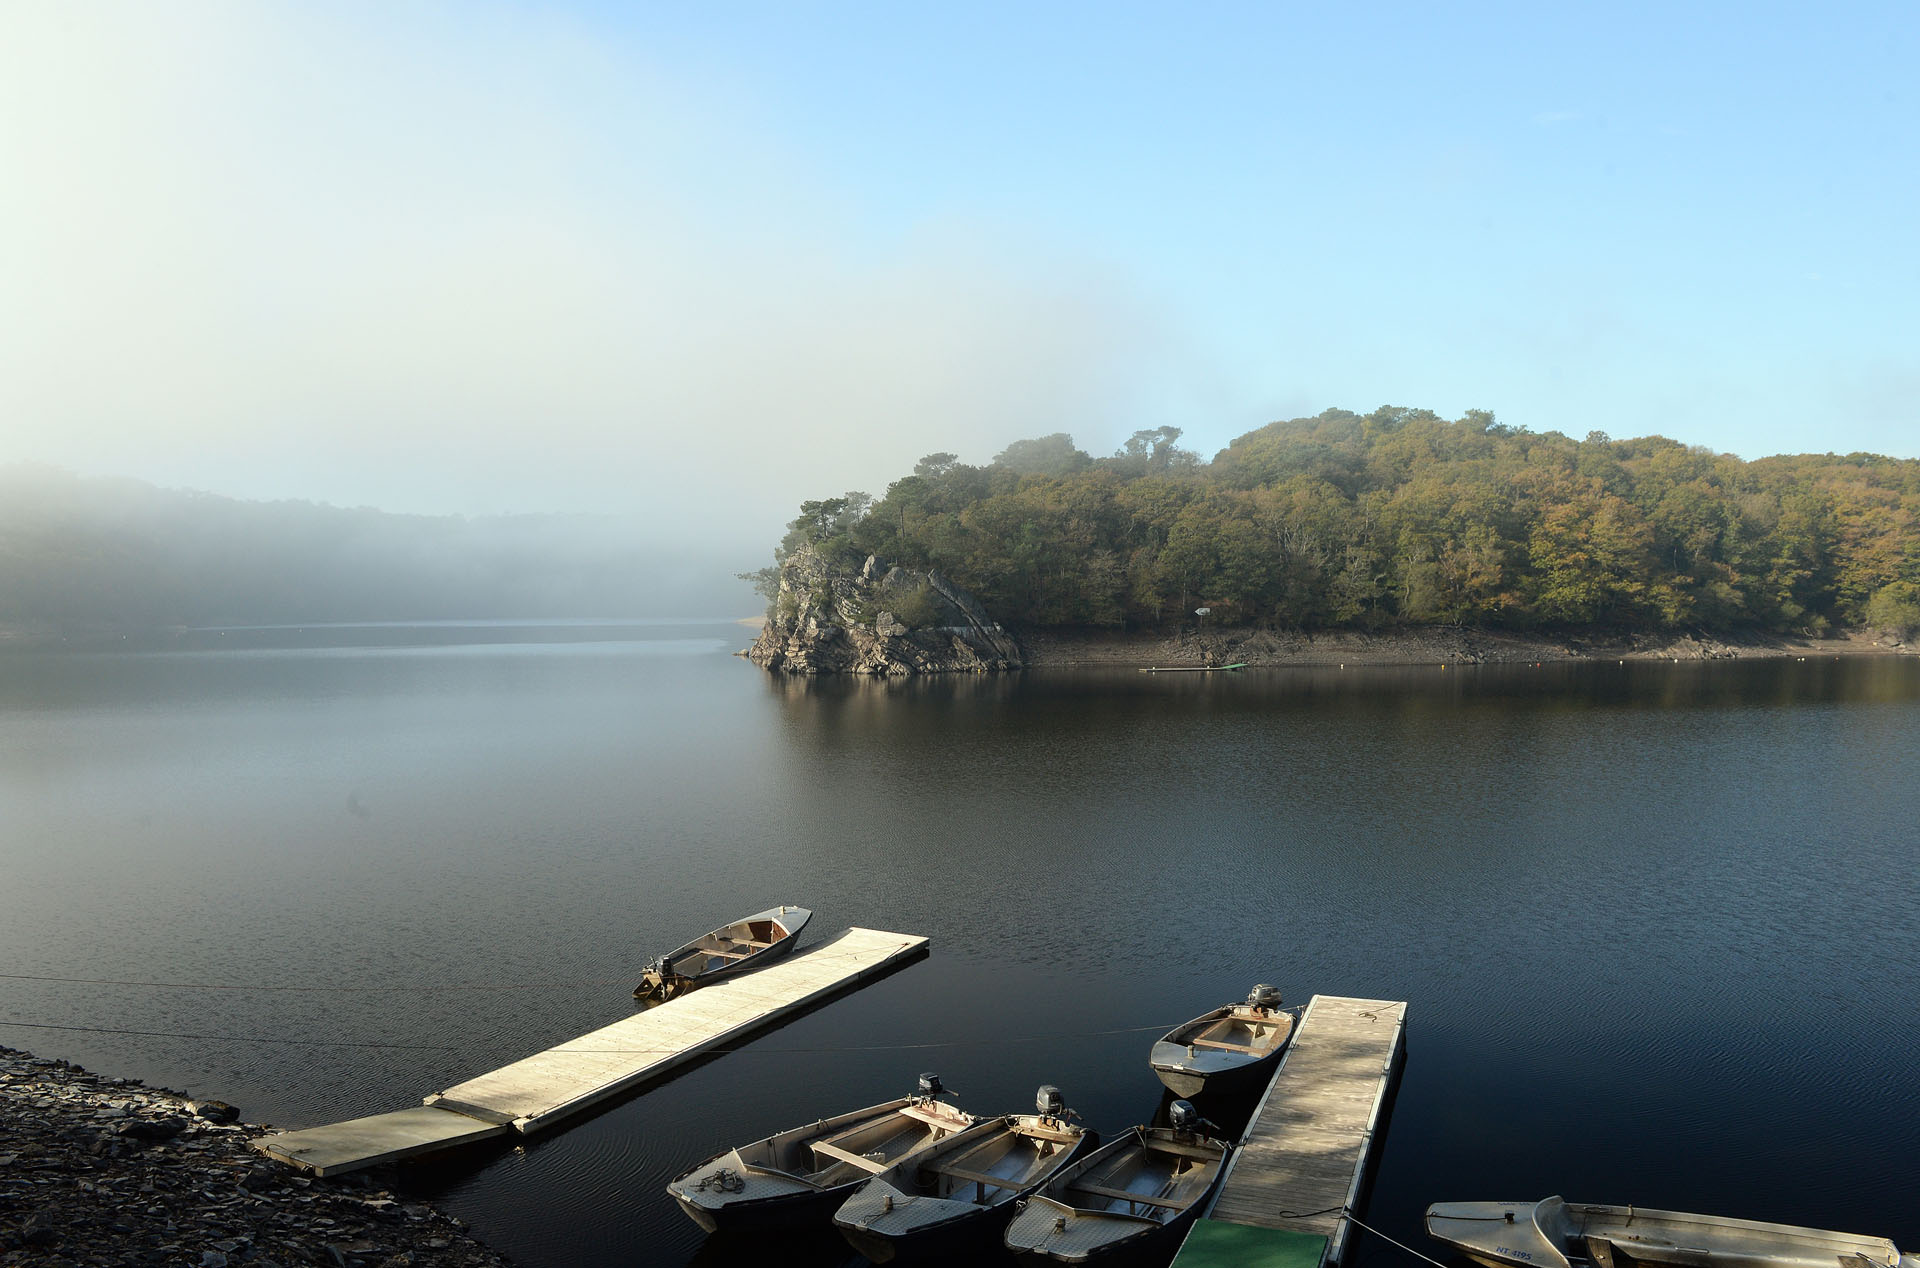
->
3, 622, 1917, 1267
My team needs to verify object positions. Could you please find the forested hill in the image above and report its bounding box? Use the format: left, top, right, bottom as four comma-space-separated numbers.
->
761, 408, 1920, 637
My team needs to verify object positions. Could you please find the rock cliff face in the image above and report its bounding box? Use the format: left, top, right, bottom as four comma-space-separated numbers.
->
747, 544, 1024, 674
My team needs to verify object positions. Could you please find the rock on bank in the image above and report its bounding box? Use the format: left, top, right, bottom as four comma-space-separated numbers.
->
746, 544, 1023, 674
0, 1046, 506, 1267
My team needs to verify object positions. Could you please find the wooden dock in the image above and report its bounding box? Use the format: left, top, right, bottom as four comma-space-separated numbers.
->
1174, 994, 1408, 1268
254, 926, 928, 1175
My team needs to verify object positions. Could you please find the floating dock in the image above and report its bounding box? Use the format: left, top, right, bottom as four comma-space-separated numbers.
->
254, 927, 928, 1175
1173, 994, 1408, 1268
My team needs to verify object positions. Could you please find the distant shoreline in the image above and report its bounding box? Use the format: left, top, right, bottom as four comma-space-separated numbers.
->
2, 618, 1908, 665
1008, 624, 1911, 668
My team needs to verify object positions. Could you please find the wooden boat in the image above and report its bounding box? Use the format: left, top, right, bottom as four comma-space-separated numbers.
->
634, 904, 811, 1000
1002, 1102, 1231, 1265
1426, 1197, 1913, 1268
667, 1075, 975, 1234
1148, 984, 1293, 1099
833, 1086, 1096, 1262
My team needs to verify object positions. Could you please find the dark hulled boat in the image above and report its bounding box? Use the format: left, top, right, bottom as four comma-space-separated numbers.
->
833, 1086, 1095, 1262
635, 904, 811, 1001
668, 1075, 974, 1234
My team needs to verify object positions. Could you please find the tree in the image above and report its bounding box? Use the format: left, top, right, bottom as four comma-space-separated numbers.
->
767, 410, 1920, 636
1865, 582, 1920, 639
991, 434, 1092, 477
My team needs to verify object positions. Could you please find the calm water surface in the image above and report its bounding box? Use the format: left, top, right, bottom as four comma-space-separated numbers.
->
2, 622, 1916, 1267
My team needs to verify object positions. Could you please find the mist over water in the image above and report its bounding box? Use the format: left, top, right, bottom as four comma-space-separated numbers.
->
2, 626, 1916, 1266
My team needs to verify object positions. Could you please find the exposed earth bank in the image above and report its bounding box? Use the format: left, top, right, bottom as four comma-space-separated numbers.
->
0, 1046, 507, 1268
1011, 624, 1911, 667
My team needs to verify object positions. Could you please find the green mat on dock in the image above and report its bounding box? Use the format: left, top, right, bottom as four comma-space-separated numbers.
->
1171, 1219, 1330, 1268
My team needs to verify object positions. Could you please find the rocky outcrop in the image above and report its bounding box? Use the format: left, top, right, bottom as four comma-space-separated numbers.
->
0, 1045, 507, 1267
747, 544, 1023, 674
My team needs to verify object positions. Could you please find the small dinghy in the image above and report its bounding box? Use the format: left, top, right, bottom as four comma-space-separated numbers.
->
667, 1074, 975, 1234
834, 1086, 1096, 1263
634, 904, 811, 1000
1002, 1101, 1230, 1265
1427, 1197, 1912, 1268
1149, 983, 1293, 1099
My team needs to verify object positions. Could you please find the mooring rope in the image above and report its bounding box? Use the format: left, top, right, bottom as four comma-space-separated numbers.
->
1344, 1212, 1454, 1268
0, 1015, 1184, 1054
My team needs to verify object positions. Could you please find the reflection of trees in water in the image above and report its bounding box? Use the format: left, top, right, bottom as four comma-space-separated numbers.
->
764, 670, 1022, 709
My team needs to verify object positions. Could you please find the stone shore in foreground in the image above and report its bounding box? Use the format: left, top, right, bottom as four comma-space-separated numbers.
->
0, 1046, 507, 1268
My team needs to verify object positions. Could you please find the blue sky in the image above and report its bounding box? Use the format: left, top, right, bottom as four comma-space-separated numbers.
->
621, 2, 1917, 454
2, 2, 1913, 550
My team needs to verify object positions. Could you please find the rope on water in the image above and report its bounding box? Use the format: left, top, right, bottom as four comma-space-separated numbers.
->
1344, 1212, 1454, 1268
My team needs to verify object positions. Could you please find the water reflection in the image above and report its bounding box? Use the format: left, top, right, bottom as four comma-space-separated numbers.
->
0, 636, 1915, 1267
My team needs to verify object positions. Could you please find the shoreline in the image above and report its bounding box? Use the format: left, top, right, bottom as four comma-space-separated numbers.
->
0, 1045, 508, 1267
1009, 624, 1912, 668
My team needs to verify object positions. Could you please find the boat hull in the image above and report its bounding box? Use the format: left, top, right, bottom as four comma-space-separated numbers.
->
1148, 1003, 1293, 1101
1005, 1198, 1203, 1267
669, 1095, 975, 1236
1147, 1052, 1276, 1100
637, 904, 812, 999
1003, 1128, 1229, 1266
1427, 1198, 1906, 1268
838, 1199, 1021, 1263
672, 1171, 863, 1234
833, 1113, 1095, 1263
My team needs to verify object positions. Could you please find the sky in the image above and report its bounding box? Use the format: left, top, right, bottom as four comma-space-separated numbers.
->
2, 2, 1915, 565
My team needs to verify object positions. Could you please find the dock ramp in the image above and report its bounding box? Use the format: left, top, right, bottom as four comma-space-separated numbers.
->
254, 926, 928, 1175
1174, 994, 1408, 1268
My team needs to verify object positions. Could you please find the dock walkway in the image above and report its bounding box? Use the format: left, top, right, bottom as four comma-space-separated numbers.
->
1174, 994, 1408, 1268
254, 926, 927, 1175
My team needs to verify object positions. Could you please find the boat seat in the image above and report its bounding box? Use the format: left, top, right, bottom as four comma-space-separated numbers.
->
924, 1162, 1023, 1192
1144, 1139, 1220, 1162
1064, 1180, 1184, 1210
1191, 1038, 1264, 1054
898, 1103, 964, 1129
1013, 1124, 1081, 1145
700, 948, 755, 961
809, 1140, 892, 1173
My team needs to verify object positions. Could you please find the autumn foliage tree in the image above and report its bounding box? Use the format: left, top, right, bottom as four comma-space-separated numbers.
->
764, 408, 1919, 636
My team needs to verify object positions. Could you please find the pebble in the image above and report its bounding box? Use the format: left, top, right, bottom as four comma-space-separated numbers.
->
0, 1044, 508, 1266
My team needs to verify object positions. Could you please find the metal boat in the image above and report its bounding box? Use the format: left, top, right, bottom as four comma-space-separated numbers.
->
1427, 1197, 1913, 1268
635, 903, 811, 1000
667, 1074, 974, 1234
1148, 984, 1293, 1099
1002, 1101, 1230, 1265
834, 1086, 1095, 1262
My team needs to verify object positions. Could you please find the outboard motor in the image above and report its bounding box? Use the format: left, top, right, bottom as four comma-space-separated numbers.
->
1036, 1085, 1067, 1121
917, 1072, 945, 1098
633, 955, 671, 1000
1168, 1099, 1221, 1140
1247, 983, 1283, 1012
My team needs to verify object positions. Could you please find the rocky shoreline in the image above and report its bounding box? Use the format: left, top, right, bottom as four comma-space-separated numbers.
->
1010, 624, 1911, 668
0, 1046, 507, 1267
740, 544, 1911, 675
747, 545, 1023, 674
